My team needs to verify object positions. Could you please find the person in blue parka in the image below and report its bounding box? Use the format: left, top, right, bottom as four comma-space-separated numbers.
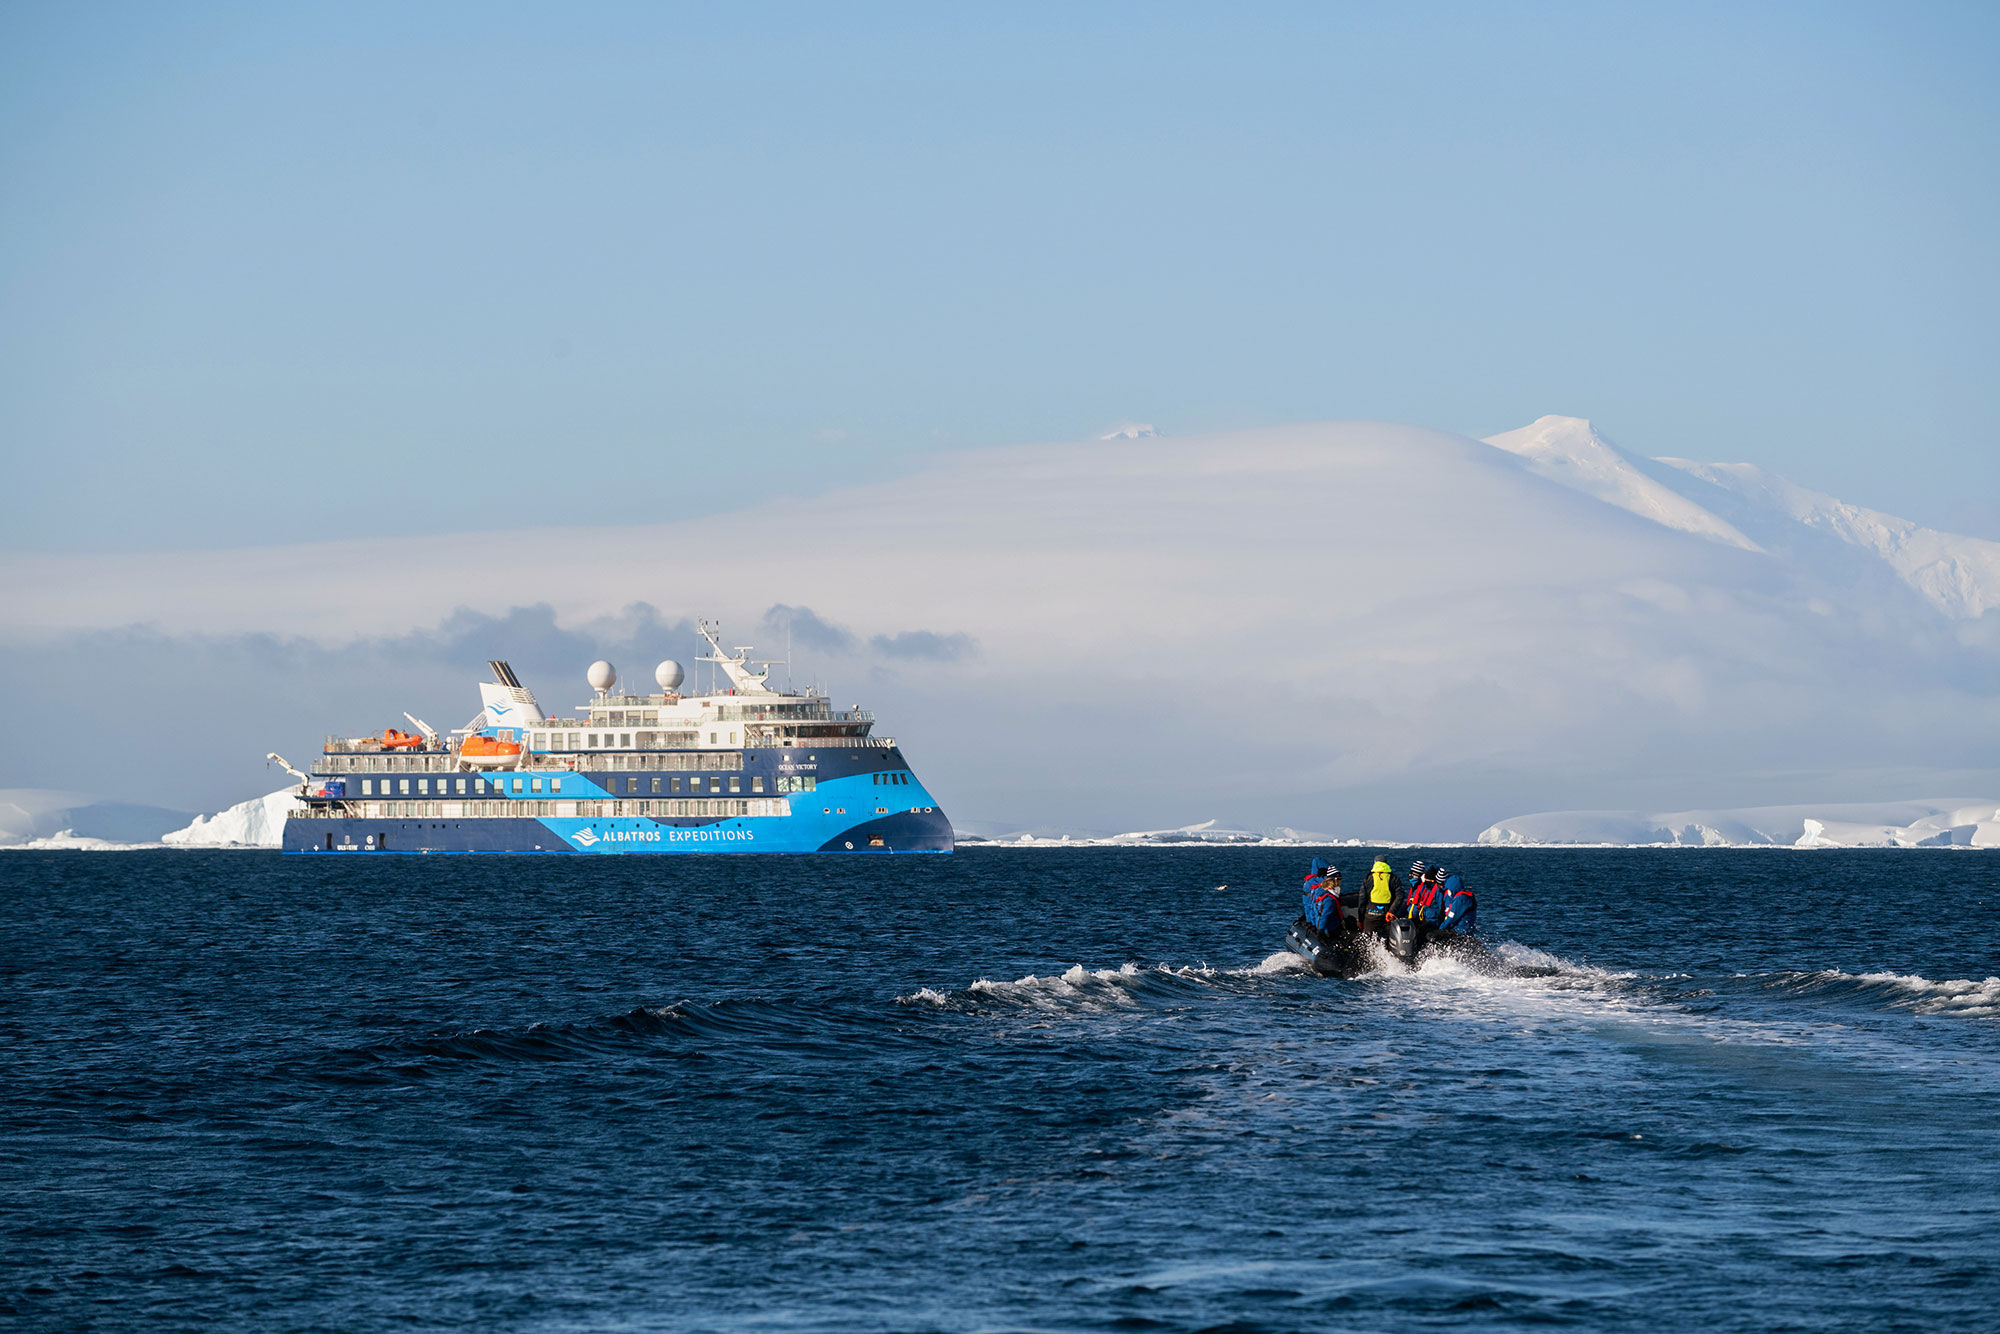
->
1436, 871, 1477, 935
1301, 858, 1344, 932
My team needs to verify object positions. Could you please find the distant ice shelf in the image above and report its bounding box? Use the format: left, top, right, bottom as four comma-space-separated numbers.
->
1478, 799, 2000, 848
954, 818, 1346, 847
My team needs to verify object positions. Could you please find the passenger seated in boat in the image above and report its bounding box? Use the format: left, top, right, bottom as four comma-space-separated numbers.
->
1411, 864, 1447, 926
1436, 871, 1477, 935
1403, 862, 1436, 924
1300, 859, 1344, 932
1363, 858, 1404, 934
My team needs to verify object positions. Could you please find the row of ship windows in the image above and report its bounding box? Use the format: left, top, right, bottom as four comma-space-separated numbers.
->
315, 799, 792, 820
358, 775, 776, 797
535, 730, 735, 750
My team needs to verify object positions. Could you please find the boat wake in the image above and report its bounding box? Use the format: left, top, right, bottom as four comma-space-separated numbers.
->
1755, 969, 2000, 1020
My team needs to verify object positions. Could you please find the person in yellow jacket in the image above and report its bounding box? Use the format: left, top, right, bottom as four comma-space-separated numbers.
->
1362, 858, 1405, 934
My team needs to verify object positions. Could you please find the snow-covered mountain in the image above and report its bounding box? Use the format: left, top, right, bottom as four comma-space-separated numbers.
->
1485, 415, 2000, 620
3, 416, 1995, 837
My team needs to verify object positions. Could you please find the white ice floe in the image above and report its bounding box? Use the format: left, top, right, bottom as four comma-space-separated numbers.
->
161, 786, 301, 848
1478, 798, 2000, 848
4, 829, 165, 852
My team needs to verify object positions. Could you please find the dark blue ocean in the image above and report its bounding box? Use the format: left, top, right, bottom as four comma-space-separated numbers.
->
4, 848, 1998, 1331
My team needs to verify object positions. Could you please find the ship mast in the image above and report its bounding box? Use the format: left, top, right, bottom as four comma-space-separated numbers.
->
695, 620, 779, 695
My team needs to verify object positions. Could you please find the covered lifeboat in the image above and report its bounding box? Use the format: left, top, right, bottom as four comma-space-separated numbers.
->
458, 729, 524, 768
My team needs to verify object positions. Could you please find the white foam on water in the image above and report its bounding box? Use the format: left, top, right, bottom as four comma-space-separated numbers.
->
1802, 969, 2000, 1019
1247, 950, 1312, 976
964, 962, 1148, 1012
896, 987, 952, 1007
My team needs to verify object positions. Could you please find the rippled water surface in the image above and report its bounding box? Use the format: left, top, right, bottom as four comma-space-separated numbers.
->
4, 847, 1998, 1331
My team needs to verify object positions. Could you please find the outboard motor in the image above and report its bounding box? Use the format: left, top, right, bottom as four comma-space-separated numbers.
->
1385, 915, 1424, 965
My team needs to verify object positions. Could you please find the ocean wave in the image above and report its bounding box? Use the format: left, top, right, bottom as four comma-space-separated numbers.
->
1762, 969, 2000, 1019
897, 955, 1312, 1014
294, 995, 914, 1084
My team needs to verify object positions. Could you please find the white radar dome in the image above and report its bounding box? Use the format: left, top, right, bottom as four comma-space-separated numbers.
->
586, 660, 618, 693
654, 659, 685, 691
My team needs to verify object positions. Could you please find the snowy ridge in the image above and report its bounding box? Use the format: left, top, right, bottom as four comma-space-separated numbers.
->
162, 787, 300, 847
1483, 415, 2000, 620
1484, 416, 1761, 551
1654, 458, 2000, 619
1479, 798, 2000, 848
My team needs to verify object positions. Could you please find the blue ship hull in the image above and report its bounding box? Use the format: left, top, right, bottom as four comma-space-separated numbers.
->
282, 742, 952, 855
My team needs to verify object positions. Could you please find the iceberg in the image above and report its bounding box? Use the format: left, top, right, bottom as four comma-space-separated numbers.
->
161, 787, 301, 848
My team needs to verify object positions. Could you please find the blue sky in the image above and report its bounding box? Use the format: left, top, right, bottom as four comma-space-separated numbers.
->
3, 1, 1997, 553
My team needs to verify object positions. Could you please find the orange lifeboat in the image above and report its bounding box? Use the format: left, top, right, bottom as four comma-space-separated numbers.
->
380, 728, 425, 749
459, 733, 524, 768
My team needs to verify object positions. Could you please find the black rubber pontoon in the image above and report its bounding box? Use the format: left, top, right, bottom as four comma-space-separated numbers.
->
1286, 915, 1487, 976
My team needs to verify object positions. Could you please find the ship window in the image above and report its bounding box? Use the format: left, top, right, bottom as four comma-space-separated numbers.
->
531, 778, 543, 793
456, 778, 468, 794
621, 733, 632, 748
587, 733, 599, 748
872, 773, 880, 785
709, 777, 721, 794
625, 777, 637, 793
361, 779, 373, 796
551, 778, 562, 793
417, 778, 429, 795
398, 779, 410, 795
752, 776, 764, 794
650, 777, 661, 793
669, 777, 681, 794
533, 732, 546, 749
728, 776, 741, 794
708, 732, 717, 745
639, 801, 650, 815
512, 777, 524, 793
804, 776, 816, 792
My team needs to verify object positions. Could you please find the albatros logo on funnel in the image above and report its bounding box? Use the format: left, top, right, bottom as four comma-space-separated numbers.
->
570, 828, 600, 847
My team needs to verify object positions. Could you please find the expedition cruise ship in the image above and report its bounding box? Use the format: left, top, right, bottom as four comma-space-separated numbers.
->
276, 621, 952, 854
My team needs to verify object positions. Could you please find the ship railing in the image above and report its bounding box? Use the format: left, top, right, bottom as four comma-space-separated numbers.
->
322, 735, 451, 754
746, 735, 894, 749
